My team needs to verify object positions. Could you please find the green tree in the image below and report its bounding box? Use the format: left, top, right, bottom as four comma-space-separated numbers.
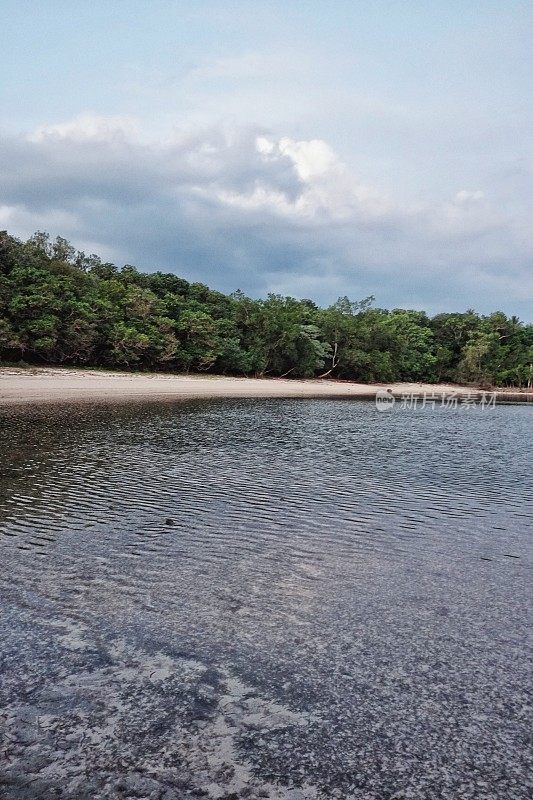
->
0, 230, 530, 386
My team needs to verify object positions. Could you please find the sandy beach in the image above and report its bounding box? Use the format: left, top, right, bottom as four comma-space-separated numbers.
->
0, 366, 530, 407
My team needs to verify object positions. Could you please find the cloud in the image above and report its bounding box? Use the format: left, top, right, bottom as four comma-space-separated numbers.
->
28, 114, 141, 144
0, 114, 531, 317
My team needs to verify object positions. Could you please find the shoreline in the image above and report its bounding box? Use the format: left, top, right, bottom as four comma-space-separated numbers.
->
1, 367, 532, 407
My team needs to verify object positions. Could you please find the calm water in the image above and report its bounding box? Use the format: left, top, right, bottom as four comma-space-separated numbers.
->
0, 399, 531, 800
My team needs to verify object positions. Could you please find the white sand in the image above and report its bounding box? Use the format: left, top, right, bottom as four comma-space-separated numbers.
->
1, 367, 526, 407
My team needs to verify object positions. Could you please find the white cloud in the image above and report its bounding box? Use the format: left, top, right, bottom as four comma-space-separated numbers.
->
28, 113, 140, 143
454, 190, 485, 203
1, 114, 531, 316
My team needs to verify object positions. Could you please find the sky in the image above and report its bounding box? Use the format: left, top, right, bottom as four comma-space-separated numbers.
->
1, 0, 532, 318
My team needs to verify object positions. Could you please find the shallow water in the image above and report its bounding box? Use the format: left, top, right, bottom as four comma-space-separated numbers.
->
0, 399, 531, 799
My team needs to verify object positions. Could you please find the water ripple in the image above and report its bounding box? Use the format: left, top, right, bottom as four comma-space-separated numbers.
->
0, 399, 531, 798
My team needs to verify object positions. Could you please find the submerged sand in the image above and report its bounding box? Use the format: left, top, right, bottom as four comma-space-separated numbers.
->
0, 367, 530, 407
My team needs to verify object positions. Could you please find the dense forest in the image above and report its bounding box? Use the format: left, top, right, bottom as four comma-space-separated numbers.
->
0, 230, 531, 387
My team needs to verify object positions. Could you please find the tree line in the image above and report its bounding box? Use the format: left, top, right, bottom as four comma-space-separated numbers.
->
1, 231, 531, 387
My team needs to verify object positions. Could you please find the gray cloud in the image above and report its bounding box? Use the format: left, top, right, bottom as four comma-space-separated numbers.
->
1, 115, 531, 319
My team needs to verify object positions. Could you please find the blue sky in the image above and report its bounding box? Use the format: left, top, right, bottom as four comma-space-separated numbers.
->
1, 1, 532, 318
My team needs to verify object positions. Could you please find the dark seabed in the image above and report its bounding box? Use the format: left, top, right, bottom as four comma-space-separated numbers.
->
0, 399, 531, 800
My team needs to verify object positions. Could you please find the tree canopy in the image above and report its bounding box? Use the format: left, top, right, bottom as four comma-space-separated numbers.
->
1, 231, 531, 387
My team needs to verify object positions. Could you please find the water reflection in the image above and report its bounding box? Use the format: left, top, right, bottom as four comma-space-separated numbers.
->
0, 399, 531, 799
